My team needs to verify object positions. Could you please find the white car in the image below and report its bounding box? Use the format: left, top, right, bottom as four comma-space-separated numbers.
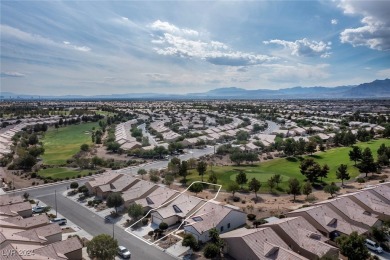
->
365, 239, 383, 253
118, 246, 131, 259
50, 218, 67, 225
32, 206, 45, 214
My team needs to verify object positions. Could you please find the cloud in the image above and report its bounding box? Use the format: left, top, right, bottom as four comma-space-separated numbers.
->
338, 0, 390, 51
263, 38, 332, 58
331, 19, 338, 25
0, 71, 26, 78
150, 21, 276, 66
377, 68, 390, 78
150, 20, 199, 37
1, 24, 91, 52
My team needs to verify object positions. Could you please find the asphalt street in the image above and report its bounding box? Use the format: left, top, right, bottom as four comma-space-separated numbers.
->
13, 183, 175, 260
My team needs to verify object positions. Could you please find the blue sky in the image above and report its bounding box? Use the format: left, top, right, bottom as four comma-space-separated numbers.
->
1, 0, 390, 95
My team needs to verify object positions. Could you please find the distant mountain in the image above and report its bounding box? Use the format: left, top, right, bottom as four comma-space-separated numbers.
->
1, 79, 389, 100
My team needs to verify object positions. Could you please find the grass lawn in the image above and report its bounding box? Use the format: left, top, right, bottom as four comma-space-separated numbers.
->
187, 138, 390, 193
41, 122, 99, 165
38, 167, 93, 179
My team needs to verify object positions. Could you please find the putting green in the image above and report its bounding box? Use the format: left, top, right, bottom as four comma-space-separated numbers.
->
230, 172, 290, 182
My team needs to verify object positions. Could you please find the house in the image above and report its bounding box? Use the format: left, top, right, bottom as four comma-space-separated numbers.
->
287, 204, 367, 239
133, 186, 179, 212
15, 224, 62, 244
220, 227, 307, 260
0, 201, 33, 218
344, 187, 390, 221
0, 215, 50, 230
0, 195, 25, 206
151, 194, 205, 226
85, 173, 123, 197
316, 196, 381, 230
183, 202, 246, 242
122, 180, 158, 207
262, 216, 339, 259
33, 236, 83, 260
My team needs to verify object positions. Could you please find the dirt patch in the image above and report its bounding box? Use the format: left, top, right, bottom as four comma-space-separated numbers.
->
62, 227, 76, 233
156, 234, 180, 249
2, 168, 43, 189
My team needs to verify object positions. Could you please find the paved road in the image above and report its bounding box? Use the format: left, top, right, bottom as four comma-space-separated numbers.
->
263, 120, 279, 134
138, 123, 158, 146
12, 183, 175, 260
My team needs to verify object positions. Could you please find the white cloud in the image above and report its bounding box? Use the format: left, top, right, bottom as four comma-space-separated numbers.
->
150, 21, 276, 66
377, 68, 390, 78
149, 20, 199, 37
338, 0, 390, 51
331, 19, 338, 25
263, 38, 331, 58
1, 24, 91, 52
1, 71, 26, 77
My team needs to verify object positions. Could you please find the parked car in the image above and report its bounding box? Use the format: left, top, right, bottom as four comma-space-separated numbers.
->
50, 217, 67, 225
118, 246, 131, 259
32, 206, 45, 214
365, 239, 383, 253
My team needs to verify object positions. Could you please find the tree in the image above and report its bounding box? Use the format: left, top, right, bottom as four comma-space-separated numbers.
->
208, 172, 218, 190
296, 138, 307, 155
267, 176, 276, 192
227, 182, 239, 198
179, 161, 189, 185
349, 146, 362, 166
302, 181, 312, 199
203, 243, 220, 259
23, 192, 30, 201
209, 227, 223, 247
107, 142, 121, 153
230, 152, 245, 166
80, 143, 89, 152
300, 158, 321, 183
70, 182, 79, 190
128, 203, 143, 221
164, 174, 174, 187
189, 182, 203, 195
273, 174, 282, 187
235, 170, 248, 189
336, 231, 369, 260
182, 234, 198, 251
283, 138, 296, 157
137, 169, 147, 180
154, 145, 167, 159
319, 164, 329, 181
106, 193, 124, 213
159, 222, 168, 232
187, 158, 197, 169
16, 154, 37, 170
324, 183, 340, 198
336, 164, 350, 186
87, 234, 118, 260
149, 171, 160, 183
306, 141, 317, 155
287, 178, 301, 202
197, 161, 207, 182
358, 147, 377, 177
249, 178, 261, 199
378, 153, 389, 167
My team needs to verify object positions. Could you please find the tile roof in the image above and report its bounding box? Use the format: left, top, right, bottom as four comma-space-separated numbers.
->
155, 194, 204, 219
0, 202, 32, 217
122, 180, 156, 202
289, 204, 367, 235
33, 237, 82, 260
263, 217, 338, 258
0, 215, 49, 229
15, 223, 62, 242
87, 173, 122, 188
221, 227, 306, 260
185, 202, 233, 234
350, 189, 390, 216
0, 195, 24, 206
134, 186, 178, 209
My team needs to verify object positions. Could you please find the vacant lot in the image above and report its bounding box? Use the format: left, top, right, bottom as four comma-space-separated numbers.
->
38, 167, 94, 179
41, 122, 99, 165
187, 138, 390, 192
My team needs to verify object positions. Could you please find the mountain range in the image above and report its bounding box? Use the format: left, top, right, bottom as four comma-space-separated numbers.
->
2, 79, 389, 100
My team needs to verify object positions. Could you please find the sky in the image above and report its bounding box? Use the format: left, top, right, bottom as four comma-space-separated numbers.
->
1, 0, 390, 96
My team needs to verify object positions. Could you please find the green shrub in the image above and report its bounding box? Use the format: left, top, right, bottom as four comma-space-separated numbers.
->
247, 214, 256, 221
142, 218, 149, 226
233, 196, 240, 202
357, 177, 365, 183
